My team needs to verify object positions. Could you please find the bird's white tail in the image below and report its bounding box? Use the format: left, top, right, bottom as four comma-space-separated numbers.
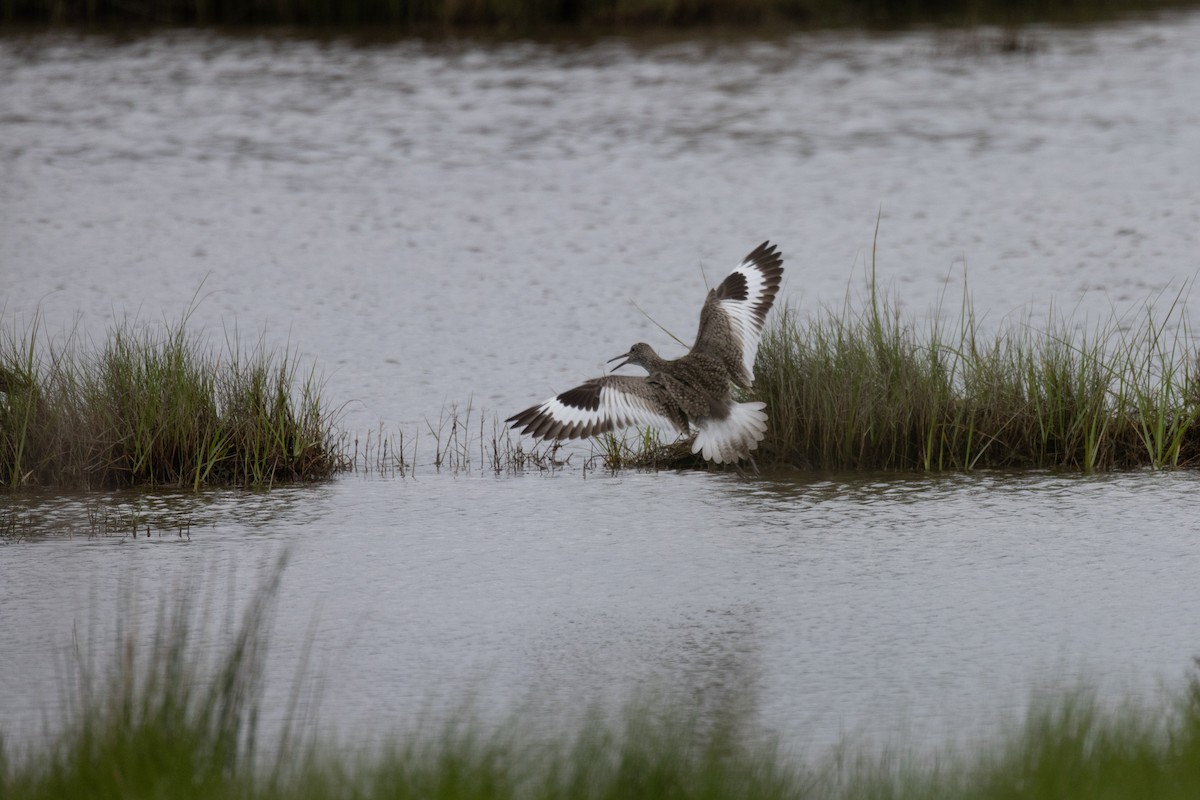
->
691, 402, 768, 464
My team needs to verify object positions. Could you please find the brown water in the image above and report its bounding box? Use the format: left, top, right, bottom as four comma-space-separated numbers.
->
3, 16, 1200, 758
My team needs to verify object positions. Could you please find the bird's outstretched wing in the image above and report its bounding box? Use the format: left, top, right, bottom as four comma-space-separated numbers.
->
507, 375, 680, 441
691, 241, 784, 388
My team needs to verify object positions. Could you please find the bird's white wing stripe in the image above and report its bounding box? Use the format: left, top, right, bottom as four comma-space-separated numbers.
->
524, 382, 678, 438
720, 260, 776, 380
535, 396, 596, 427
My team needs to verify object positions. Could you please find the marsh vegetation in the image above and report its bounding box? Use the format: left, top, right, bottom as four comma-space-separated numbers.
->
4, 0, 1197, 29
752, 281, 1200, 472
5, 270, 1200, 488
0, 311, 344, 490
547, 271, 1200, 473
5, 566, 1200, 800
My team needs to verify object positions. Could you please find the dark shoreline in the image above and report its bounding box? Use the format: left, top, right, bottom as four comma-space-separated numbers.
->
3, 0, 1198, 34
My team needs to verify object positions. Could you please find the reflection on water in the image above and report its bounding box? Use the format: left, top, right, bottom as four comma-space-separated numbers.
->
3, 15, 1200, 759
1, 484, 336, 541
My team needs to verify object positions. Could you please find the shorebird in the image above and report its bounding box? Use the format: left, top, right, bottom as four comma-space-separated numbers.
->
507, 241, 784, 464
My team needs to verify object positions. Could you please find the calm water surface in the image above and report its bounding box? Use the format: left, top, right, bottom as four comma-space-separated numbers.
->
3, 15, 1200, 758
3, 17, 1200, 430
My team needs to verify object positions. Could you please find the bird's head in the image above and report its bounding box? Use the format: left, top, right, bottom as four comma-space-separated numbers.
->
607, 342, 657, 372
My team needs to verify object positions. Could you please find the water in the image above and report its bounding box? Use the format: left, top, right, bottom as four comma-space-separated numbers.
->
4, 19, 1200, 431
3, 15, 1200, 759
5, 471, 1200, 756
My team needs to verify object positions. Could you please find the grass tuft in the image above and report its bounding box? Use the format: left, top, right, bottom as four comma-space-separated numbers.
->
0, 310, 345, 489
751, 279, 1200, 473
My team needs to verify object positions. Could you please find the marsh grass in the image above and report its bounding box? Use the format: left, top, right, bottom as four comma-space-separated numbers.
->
0, 557, 286, 800
10, 270, 1200, 487
592, 427, 697, 471
343, 403, 572, 477
752, 275, 1200, 473
6, 565, 1200, 799
352, 269, 1200, 476
490, 275, 1200, 475
3, 0, 1195, 29
345, 401, 682, 477
0, 311, 345, 489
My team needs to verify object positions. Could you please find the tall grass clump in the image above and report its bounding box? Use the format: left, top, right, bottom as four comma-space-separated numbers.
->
0, 310, 345, 489
753, 278, 1200, 472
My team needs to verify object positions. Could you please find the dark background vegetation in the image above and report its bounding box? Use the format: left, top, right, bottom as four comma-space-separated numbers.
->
2, 0, 1198, 30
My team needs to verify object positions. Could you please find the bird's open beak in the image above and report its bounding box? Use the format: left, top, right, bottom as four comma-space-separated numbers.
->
607, 352, 631, 372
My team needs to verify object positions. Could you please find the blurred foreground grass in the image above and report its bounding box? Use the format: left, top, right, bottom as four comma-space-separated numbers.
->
4, 559, 1200, 799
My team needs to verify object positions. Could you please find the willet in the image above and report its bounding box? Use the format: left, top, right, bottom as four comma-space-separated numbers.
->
507, 241, 784, 464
